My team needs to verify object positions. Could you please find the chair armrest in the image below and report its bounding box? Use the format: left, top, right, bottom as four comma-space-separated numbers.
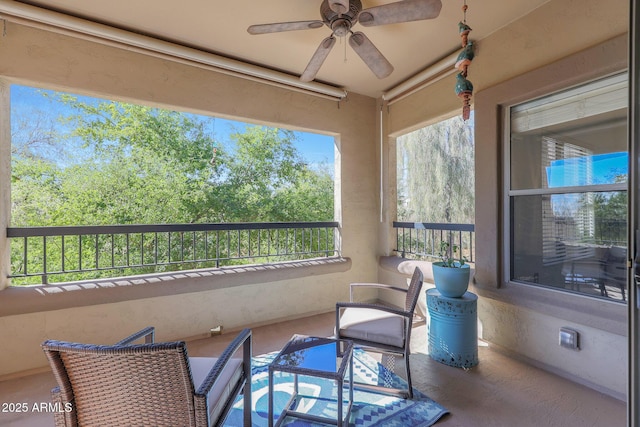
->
115, 326, 155, 345
349, 282, 407, 301
195, 328, 252, 396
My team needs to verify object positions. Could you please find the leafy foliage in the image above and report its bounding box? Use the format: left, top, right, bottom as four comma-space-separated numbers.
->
437, 241, 467, 267
11, 93, 334, 227
396, 114, 474, 224
9, 91, 335, 284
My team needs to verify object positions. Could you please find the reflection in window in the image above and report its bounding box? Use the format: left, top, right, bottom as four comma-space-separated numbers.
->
508, 73, 627, 302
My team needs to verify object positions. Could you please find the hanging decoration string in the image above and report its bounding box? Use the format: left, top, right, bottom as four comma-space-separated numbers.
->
454, 0, 475, 121
463, 0, 467, 24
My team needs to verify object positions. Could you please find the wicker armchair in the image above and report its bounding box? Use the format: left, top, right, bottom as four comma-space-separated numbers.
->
336, 267, 424, 398
42, 327, 252, 427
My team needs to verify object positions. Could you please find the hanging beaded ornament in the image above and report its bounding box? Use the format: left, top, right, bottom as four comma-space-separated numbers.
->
454, 1, 474, 120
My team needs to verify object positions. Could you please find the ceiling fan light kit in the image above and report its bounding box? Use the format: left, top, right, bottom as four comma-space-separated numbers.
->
247, 0, 443, 82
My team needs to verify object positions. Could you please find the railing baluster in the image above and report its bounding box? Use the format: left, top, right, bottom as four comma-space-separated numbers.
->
205, 230, 209, 261
62, 236, 66, 272
401, 227, 406, 256
42, 236, 47, 285
216, 230, 220, 268
7, 222, 341, 282
258, 228, 262, 257
226, 230, 230, 260
23, 237, 28, 276
392, 222, 476, 262
180, 232, 185, 262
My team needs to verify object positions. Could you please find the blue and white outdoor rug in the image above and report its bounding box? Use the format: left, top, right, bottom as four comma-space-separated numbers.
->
224, 349, 449, 426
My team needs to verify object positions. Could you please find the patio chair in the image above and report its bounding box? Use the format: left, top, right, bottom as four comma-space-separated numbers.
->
604, 245, 627, 301
335, 266, 424, 399
42, 327, 252, 427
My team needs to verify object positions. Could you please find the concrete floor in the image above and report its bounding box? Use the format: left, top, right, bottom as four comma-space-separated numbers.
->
0, 311, 626, 426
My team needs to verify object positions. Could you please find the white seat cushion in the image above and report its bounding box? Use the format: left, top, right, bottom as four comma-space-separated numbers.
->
339, 307, 405, 348
190, 356, 244, 423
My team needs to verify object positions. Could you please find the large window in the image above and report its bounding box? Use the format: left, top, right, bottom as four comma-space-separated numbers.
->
9, 85, 337, 284
507, 73, 627, 302
395, 113, 475, 261
397, 113, 475, 224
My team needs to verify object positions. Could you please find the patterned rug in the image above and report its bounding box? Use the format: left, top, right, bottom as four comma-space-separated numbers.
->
224, 349, 448, 426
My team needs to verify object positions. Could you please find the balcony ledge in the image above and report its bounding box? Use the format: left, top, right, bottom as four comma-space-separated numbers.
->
0, 256, 351, 317
379, 255, 475, 284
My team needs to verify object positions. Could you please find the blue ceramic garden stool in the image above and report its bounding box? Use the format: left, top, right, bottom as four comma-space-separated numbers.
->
427, 289, 479, 369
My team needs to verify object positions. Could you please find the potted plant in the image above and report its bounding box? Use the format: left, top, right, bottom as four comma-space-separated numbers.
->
432, 241, 471, 298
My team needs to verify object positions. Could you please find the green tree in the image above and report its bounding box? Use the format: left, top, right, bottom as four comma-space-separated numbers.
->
397, 114, 474, 224
11, 93, 334, 227
10, 158, 64, 225
10, 91, 336, 284
208, 126, 333, 222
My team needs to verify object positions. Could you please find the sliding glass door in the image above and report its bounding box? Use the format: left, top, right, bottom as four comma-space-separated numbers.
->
629, 1, 640, 425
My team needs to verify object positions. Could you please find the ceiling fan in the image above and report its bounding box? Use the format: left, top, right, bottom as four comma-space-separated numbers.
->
247, 0, 442, 82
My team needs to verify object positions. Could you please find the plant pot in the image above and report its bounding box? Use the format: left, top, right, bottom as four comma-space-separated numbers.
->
432, 262, 471, 298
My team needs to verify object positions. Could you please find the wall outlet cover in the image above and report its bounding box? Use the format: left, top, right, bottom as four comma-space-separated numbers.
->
559, 327, 579, 350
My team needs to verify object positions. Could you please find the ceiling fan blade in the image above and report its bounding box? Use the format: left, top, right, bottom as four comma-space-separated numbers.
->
247, 20, 324, 35
358, 0, 442, 27
348, 31, 393, 79
329, 0, 350, 14
300, 36, 337, 82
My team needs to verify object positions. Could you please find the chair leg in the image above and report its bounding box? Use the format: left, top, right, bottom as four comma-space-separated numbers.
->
404, 354, 413, 399
380, 354, 395, 387
377, 352, 413, 399
243, 382, 252, 426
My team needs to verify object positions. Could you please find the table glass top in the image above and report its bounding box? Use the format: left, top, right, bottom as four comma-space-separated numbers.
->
271, 336, 351, 374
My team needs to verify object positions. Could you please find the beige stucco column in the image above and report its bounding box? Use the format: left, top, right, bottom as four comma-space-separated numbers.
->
0, 80, 9, 290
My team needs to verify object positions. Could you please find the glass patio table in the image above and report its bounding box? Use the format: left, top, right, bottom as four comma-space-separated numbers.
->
268, 335, 353, 427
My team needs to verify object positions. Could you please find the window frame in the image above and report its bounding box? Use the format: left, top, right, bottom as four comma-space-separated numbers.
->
502, 72, 628, 304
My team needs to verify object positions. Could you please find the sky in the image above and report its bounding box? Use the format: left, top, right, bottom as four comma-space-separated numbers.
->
10, 84, 335, 168
547, 152, 628, 187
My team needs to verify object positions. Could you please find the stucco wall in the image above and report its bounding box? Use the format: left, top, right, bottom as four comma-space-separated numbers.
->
472, 34, 628, 399
0, 260, 353, 376
384, 0, 629, 399
0, 0, 633, 396
0, 22, 379, 376
0, 82, 9, 286
386, 0, 628, 136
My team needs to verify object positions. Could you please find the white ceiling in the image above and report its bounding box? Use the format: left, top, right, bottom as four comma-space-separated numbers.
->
13, 0, 550, 98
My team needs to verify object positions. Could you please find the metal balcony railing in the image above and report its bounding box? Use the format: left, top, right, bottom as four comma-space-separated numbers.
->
7, 221, 340, 285
393, 221, 475, 263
